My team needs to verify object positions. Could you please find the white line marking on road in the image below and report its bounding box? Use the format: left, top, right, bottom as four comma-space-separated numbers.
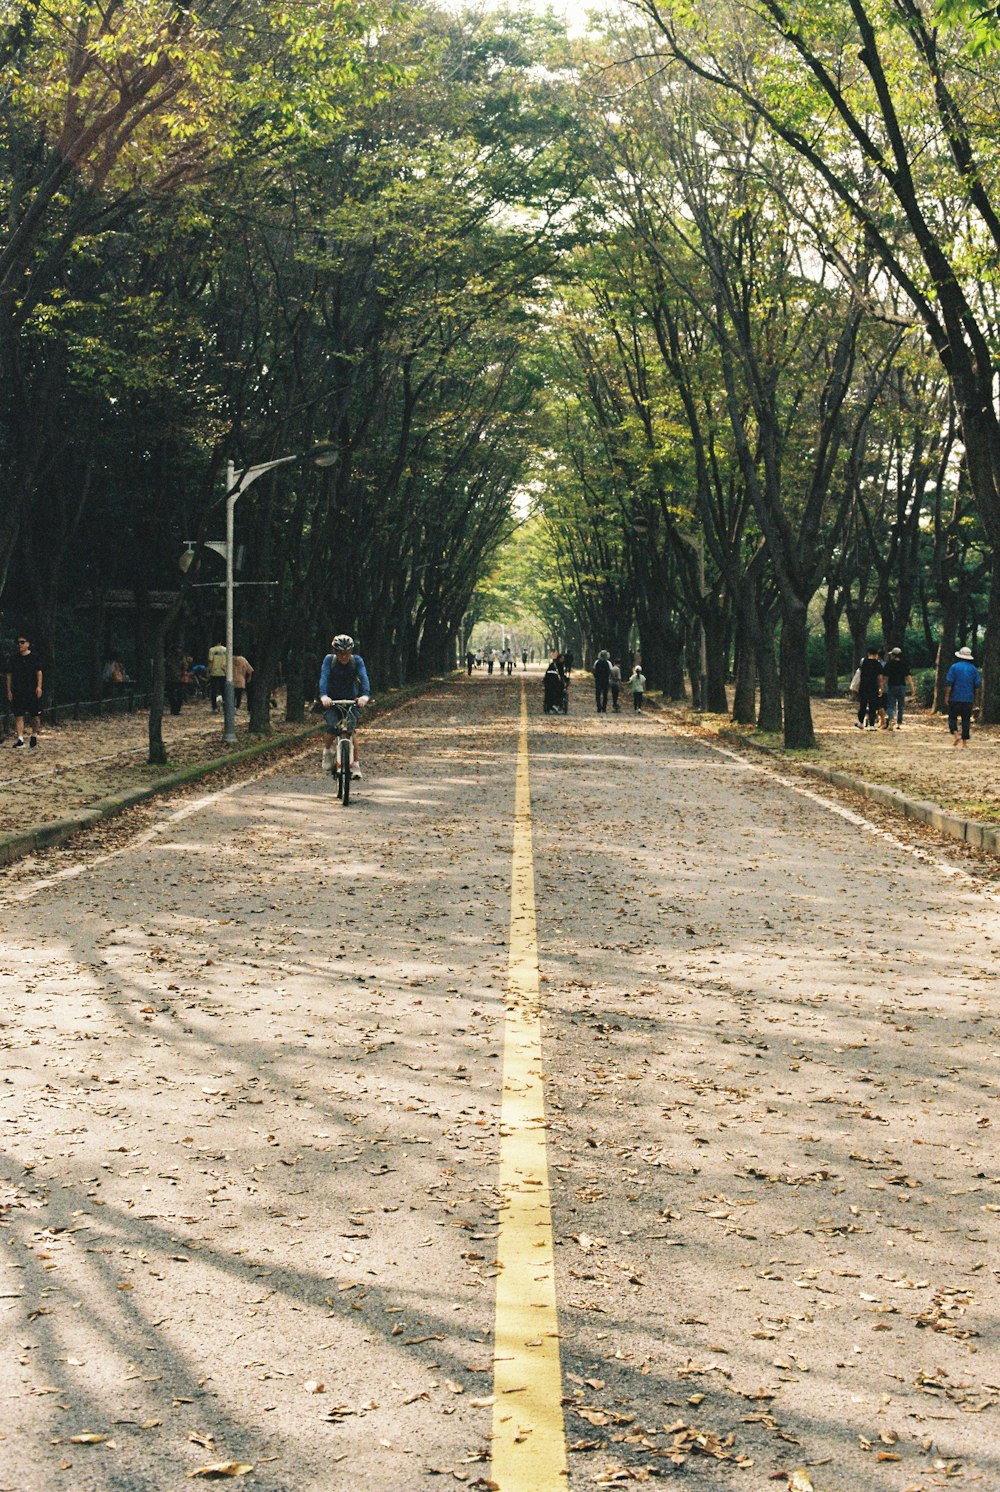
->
700, 735, 999, 897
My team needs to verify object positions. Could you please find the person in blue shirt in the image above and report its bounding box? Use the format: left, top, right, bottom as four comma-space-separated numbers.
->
319, 634, 371, 777
944, 646, 982, 747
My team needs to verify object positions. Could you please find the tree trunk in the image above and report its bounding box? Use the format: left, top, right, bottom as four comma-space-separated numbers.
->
918, 573, 936, 662
933, 588, 960, 712
846, 613, 869, 675
705, 609, 728, 713
731, 619, 756, 724
780, 607, 816, 749
148, 618, 169, 766
756, 640, 783, 735
636, 602, 681, 696
685, 621, 701, 707
822, 589, 843, 696
285, 645, 307, 724
734, 574, 781, 733
249, 641, 280, 736
980, 568, 1000, 725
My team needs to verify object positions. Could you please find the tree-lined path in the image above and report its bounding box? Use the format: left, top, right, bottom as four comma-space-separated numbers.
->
3, 673, 1000, 1490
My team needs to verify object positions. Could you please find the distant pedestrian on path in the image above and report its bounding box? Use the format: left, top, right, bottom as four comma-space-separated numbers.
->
593, 650, 611, 713
103, 656, 130, 697
466, 649, 475, 676
854, 646, 885, 730
883, 647, 915, 730
207, 641, 227, 712
165, 646, 188, 715
945, 646, 982, 748
630, 664, 646, 712
6, 634, 43, 748
610, 659, 622, 712
231, 652, 254, 709
543, 655, 564, 714
521, 649, 528, 669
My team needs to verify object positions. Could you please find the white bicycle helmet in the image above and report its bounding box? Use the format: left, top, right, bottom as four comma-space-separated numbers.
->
332, 634, 355, 653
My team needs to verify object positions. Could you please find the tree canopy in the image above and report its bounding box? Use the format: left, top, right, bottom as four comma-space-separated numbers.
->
1, 0, 996, 754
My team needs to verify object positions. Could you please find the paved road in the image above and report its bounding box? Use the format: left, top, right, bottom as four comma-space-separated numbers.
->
2, 674, 1000, 1491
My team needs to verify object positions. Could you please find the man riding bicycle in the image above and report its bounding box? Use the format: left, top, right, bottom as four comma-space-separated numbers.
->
319, 634, 371, 778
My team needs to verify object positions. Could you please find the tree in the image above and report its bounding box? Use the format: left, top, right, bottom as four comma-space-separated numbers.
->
635, 0, 1000, 714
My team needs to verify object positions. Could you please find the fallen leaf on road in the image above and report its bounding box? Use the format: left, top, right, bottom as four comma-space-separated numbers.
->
189, 1463, 253, 1479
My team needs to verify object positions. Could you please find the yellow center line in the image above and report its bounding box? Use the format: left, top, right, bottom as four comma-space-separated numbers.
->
491, 681, 568, 1489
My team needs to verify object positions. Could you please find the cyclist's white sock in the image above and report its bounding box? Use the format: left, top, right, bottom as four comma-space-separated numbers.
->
322, 746, 333, 769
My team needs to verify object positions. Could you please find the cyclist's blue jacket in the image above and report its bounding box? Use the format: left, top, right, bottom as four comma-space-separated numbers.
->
319, 652, 371, 701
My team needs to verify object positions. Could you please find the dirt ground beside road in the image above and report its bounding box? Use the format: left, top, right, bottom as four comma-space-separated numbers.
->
0, 693, 308, 839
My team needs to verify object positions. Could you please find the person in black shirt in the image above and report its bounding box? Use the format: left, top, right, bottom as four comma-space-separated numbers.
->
6, 635, 43, 747
854, 646, 885, 730
543, 654, 565, 713
883, 647, 914, 729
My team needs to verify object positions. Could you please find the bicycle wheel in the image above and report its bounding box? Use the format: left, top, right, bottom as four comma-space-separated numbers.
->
339, 736, 351, 806
333, 736, 344, 798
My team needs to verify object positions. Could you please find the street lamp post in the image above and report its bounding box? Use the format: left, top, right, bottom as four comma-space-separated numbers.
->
221, 455, 300, 744
180, 445, 337, 745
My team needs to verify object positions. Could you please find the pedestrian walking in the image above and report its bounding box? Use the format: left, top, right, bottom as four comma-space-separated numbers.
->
486, 647, 495, 675
165, 645, 188, 716
466, 649, 475, 676
630, 664, 646, 711
5, 634, 43, 747
563, 649, 574, 675
543, 655, 564, 714
521, 649, 528, 669
945, 646, 982, 748
610, 659, 622, 712
231, 652, 254, 708
883, 647, 915, 729
505, 649, 514, 676
593, 650, 611, 712
103, 656, 129, 697
207, 641, 227, 711
853, 646, 885, 730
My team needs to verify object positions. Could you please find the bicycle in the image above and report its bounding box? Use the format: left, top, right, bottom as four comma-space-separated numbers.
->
325, 700, 361, 805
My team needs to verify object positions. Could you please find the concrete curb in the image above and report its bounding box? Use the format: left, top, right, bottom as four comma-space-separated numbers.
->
0, 678, 440, 870
718, 727, 1000, 857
